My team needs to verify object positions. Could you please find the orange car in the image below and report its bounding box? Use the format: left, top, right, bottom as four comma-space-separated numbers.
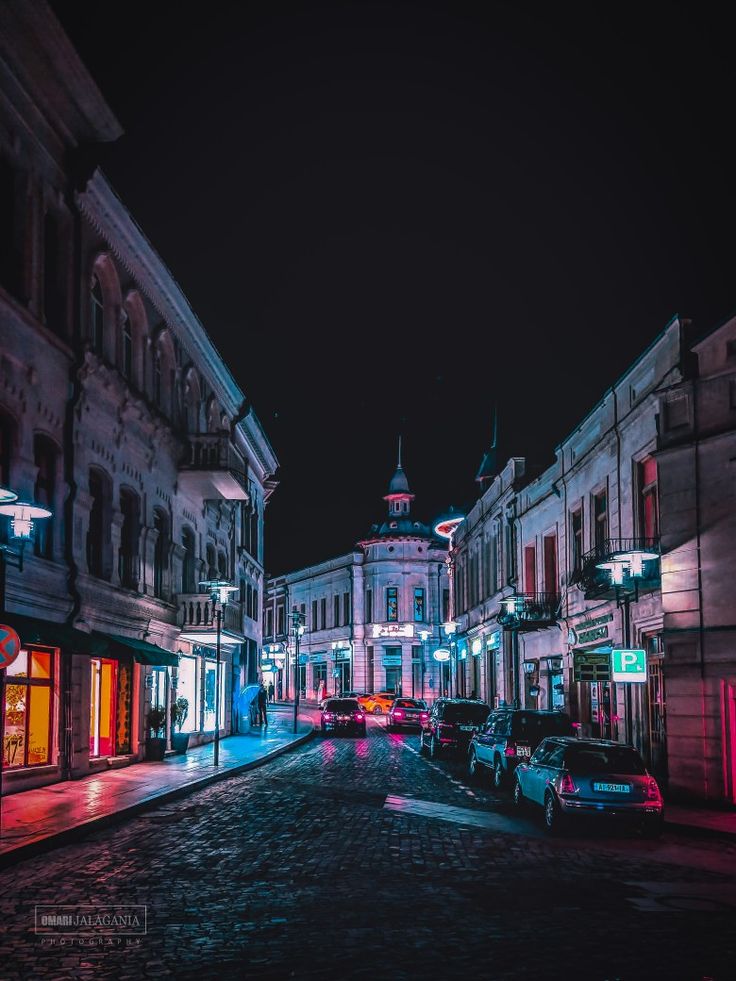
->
358, 691, 398, 715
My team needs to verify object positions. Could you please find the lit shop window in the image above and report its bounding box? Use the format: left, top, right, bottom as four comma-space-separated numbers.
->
4, 648, 54, 768
386, 587, 398, 622
203, 659, 225, 731
177, 656, 198, 733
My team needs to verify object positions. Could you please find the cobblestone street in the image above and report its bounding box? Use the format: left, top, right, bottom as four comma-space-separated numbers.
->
2, 718, 735, 980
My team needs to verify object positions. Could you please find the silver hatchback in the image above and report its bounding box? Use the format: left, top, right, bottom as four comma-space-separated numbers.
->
513, 737, 664, 837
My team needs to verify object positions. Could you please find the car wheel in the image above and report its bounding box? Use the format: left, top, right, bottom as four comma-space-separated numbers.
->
320, 724, 326, 734
468, 748, 482, 783
544, 791, 565, 834
386, 722, 393, 732
429, 735, 439, 759
513, 778, 525, 809
360, 726, 367, 738
373, 706, 383, 715
419, 733, 428, 755
493, 757, 505, 790
641, 814, 664, 839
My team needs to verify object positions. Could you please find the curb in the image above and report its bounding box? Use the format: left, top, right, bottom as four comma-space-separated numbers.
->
0, 726, 315, 870
663, 817, 736, 841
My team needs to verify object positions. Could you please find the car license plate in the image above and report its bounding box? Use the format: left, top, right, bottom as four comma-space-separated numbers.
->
516, 745, 531, 757
459, 725, 476, 731
593, 782, 630, 793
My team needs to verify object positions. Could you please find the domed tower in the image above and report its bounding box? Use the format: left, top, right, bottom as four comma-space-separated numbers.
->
384, 436, 415, 519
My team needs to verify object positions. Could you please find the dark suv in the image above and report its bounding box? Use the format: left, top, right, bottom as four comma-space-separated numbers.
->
419, 698, 491, 758
468, 708, 574, 788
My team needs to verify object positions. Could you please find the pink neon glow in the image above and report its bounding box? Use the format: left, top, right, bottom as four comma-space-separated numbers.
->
504, 744, 516, 756
393, 710, 405, 719
354, 713, 364, 721
420, 712, 428, 721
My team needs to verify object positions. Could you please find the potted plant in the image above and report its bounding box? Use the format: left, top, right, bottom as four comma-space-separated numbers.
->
170, 696, 190, 753
145, 704, 167, 761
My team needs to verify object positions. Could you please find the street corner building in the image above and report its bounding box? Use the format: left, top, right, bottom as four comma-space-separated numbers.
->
0, 2, 278, 795
264, 443, 451, 704
449, 315, 736, 805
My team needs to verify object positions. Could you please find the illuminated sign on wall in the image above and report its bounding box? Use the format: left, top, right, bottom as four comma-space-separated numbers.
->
372, 623, 415, 639
611, 649, 647, 683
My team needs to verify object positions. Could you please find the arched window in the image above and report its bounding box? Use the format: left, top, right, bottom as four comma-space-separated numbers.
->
121, 313, 133, 380
43, 211, 65, 333
33, 435, 57, 559
119, 488, 140, 590
0, 156, 21, 297
206, 543, 217, 581
182, 527, 196, 593
0, 410, 15, 546
153, 508, 170, 600
90, 276, 104, 354
153, 349, 162, 407
87, 468, 113, 580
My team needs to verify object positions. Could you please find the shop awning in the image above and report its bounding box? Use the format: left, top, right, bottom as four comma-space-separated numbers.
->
99, 633, 179, 667
0, 612, 108, 655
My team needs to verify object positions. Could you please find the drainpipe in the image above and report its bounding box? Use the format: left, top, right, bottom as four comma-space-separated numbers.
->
691, 374, 707, 796
60, 189, 87, 781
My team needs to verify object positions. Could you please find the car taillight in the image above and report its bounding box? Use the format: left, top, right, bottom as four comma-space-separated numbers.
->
323, 712, 335, 720
420, 712, 428, 721
504, 743, 516, 757
646, 777, 661, 801
559, 772, 578, 794
394, 710, 405, 719
353, 713, 364, 721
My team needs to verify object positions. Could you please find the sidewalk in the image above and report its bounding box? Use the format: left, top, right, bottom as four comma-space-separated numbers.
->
664, 801, 736, 838
0, 704, 315, 869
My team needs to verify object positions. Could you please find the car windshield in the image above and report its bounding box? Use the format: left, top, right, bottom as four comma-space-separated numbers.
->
395, 699, 424, 709
324, 700, 360, 712
564, 745, 647, 775
510, 713, 573, 739
442, 703, 490, 724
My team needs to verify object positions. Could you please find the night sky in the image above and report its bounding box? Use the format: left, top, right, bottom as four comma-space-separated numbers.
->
50, 1, 736, 575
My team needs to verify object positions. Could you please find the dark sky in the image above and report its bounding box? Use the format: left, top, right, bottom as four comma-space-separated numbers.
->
50, 1, 735, 575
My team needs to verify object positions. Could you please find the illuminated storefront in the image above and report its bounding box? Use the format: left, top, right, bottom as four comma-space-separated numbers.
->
89, 654, 134, 758
3, 647, 54, 769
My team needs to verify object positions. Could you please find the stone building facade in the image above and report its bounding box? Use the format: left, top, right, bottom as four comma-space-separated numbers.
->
0, 2, 277, 793
264, 452, 449, 703
452, 316, 688, 789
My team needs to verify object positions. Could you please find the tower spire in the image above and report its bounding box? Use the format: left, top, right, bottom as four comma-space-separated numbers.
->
475, 403, 499, 490
397, 434, 402, 469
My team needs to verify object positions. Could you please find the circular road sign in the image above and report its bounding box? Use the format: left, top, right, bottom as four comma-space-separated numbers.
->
0, 623, 22, 669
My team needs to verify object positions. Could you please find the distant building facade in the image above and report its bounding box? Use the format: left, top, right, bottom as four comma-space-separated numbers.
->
0, 2, 277, 793
264, 451, 449, 702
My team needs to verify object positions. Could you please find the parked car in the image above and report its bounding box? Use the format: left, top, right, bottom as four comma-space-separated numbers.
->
468, 708, 574, 789
513, 737, 664, 836
320, 698, 367, 737
358, 691, 397, 715
419, 698, 491, 757
387, 698, 429, 731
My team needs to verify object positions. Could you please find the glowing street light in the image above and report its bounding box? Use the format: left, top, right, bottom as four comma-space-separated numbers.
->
198, 579, 238, 766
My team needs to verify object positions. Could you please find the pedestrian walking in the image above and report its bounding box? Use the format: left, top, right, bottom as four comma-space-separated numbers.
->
267, 680, 275, 703
257, 682, 269, 726
277, 678, 283, 700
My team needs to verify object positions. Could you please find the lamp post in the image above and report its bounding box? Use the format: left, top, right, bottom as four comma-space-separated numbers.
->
288, 610, 306, 734
198, 579, 238, 766
433, 509, 465, 701
418, 629, 429, 701
0, 487, 52, 837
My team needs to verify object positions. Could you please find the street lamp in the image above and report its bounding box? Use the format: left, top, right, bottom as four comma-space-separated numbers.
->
418, 628, 429, 701
288, 610, 306, 734
0, 486, 52, 838
198, 578, 238, 766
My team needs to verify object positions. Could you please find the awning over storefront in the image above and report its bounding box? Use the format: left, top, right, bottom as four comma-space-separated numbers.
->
98, 634, 179, 667
0, 612, 107, 654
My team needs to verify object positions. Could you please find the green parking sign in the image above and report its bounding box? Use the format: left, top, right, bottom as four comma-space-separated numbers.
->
611, 649, 647, 683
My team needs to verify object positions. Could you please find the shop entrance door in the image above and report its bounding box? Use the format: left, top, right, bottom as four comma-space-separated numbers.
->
90, 658, 117, 758
335, 661, 350, 695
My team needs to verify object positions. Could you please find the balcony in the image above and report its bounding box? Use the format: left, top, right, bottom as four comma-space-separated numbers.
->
575, 537, 661, 600
177, 592, 245, 645
496, 592, 561, 631
178, 434, 249, 501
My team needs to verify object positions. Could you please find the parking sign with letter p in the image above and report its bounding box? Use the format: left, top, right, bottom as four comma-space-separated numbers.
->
611, 648, 647, 683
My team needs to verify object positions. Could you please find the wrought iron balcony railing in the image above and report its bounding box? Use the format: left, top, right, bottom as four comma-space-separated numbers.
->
575, 537, 661, 599
496, 592, 561, 631
178, 434, 249, 501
